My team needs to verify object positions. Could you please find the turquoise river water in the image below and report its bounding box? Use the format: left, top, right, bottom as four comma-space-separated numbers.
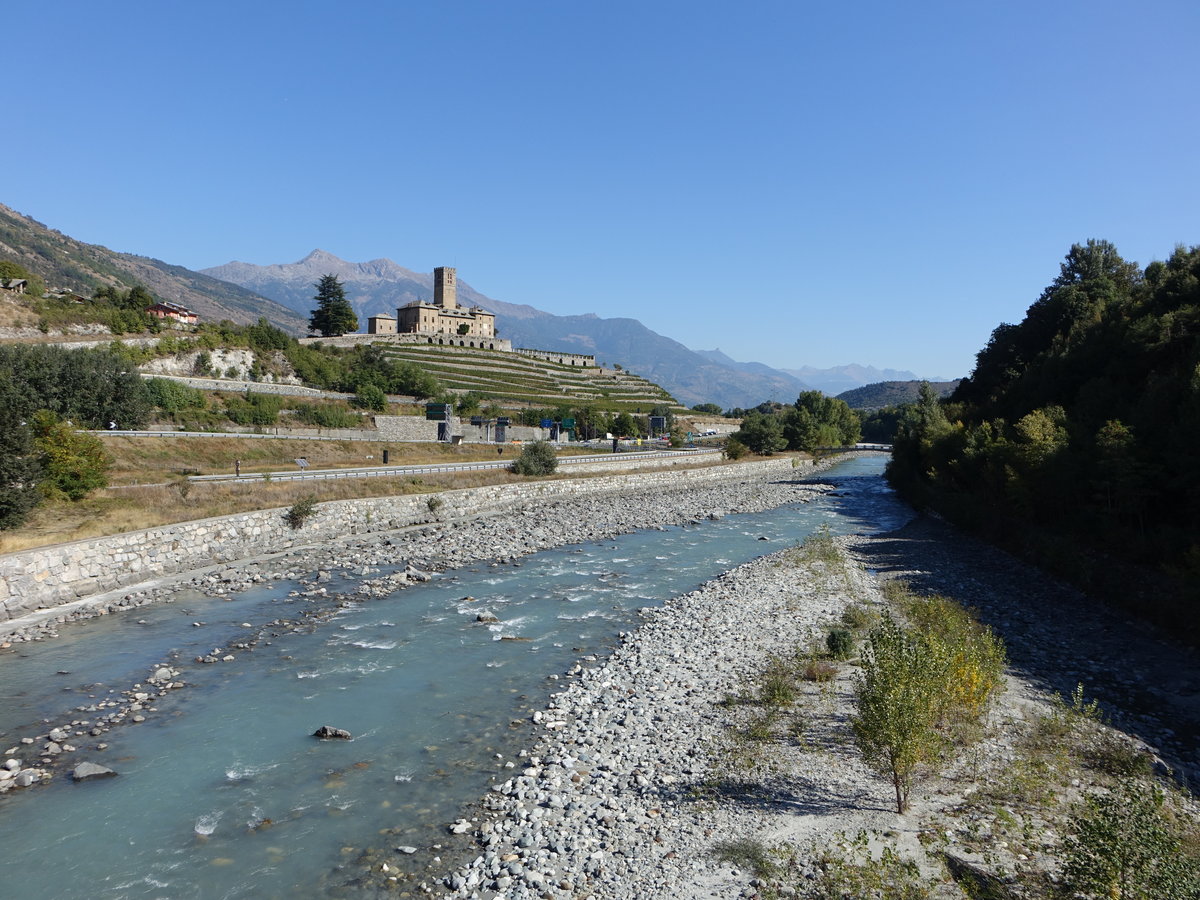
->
0, 456, 908, 898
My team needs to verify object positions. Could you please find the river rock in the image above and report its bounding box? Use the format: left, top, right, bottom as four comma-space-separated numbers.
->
312, 725, 352, 740
71, 762, 117, 782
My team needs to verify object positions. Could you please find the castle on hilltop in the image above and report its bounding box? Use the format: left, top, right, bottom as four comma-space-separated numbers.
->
366, 267, 497, 341
303, 266, 596, 368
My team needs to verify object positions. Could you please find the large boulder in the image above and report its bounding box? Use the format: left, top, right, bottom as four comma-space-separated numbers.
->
71, 762, 117, 782
312, 726, 352, 740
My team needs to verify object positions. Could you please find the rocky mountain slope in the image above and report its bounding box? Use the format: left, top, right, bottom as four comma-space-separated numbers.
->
0, 204, 307, 333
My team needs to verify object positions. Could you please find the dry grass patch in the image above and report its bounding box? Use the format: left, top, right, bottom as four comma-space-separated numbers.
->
0, 442, 729, 553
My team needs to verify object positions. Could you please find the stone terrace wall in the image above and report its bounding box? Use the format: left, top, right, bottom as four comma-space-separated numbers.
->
0, 457, 806, 624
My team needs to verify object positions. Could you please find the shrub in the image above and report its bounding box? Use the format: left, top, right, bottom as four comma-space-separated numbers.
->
712, 837, 778, 880
144, 377, 206, 414
1061, 781, 1200, 899
801, 833, 932, 899
224, 391, 284, 427
31, 410, 110, 501
284, 495, 318, 529
758, 656, 797, 706
793, 525, 841, 565
826, 628, 854, 659
723, 438, 748, 460
353, 383, 388, 412
841, 604, 876, 630
511, 440, 558, 476
803, 660, 837, 682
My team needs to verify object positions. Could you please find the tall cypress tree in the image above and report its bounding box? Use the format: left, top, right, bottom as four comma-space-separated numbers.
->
308, 274, 358, 337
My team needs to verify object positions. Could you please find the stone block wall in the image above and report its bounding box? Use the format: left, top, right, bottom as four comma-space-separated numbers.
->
374, 415, 441, 442
0, 457, 803, 625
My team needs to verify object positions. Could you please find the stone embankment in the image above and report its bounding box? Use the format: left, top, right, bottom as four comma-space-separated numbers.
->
0, 456, 812, 636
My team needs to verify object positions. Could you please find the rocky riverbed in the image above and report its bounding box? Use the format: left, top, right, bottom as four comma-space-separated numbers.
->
428, 537, 877, 899
0, 455, 854, 796
422, 517, 1200, 900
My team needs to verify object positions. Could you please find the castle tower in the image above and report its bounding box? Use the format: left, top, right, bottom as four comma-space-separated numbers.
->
433, 266, 457, 310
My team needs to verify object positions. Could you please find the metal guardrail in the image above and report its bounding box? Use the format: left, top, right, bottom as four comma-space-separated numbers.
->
91, 430, 365, 442
185, 448, 719, 485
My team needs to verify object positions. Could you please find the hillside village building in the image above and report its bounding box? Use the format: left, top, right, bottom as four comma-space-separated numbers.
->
146, 301, 199, 325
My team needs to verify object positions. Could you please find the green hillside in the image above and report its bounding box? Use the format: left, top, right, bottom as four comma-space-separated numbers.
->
837, 380, 960, 409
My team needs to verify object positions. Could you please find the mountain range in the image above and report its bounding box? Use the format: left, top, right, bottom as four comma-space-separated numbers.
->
0, 201, 949, 409
203, 251, 933, 407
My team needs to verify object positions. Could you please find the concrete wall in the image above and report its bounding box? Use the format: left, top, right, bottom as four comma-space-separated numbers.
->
0, 457, 804, 625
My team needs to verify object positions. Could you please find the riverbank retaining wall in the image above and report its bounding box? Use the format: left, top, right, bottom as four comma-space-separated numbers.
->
0, 456, 810, 624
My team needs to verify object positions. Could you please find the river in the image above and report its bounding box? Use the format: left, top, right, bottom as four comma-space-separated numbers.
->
0, 456, 907, 898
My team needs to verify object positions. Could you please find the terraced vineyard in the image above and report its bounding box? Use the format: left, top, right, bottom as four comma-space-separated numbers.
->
380, 344, 684, 411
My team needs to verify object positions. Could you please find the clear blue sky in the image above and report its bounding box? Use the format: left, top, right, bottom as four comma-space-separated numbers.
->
6, 1, 1197, 379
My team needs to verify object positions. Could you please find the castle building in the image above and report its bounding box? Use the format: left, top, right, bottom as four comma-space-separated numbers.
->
379, 266, 497, 339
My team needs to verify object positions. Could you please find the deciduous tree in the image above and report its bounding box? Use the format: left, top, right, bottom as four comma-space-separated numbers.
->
31, 410, 110, 501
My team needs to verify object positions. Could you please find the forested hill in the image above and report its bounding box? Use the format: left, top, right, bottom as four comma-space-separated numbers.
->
836, 380, 959, 409
888, 240, 1200, 636
0, 204, 306, 332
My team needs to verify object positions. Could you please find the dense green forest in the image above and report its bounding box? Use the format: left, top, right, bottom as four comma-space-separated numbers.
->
888, 240, 1200, 635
